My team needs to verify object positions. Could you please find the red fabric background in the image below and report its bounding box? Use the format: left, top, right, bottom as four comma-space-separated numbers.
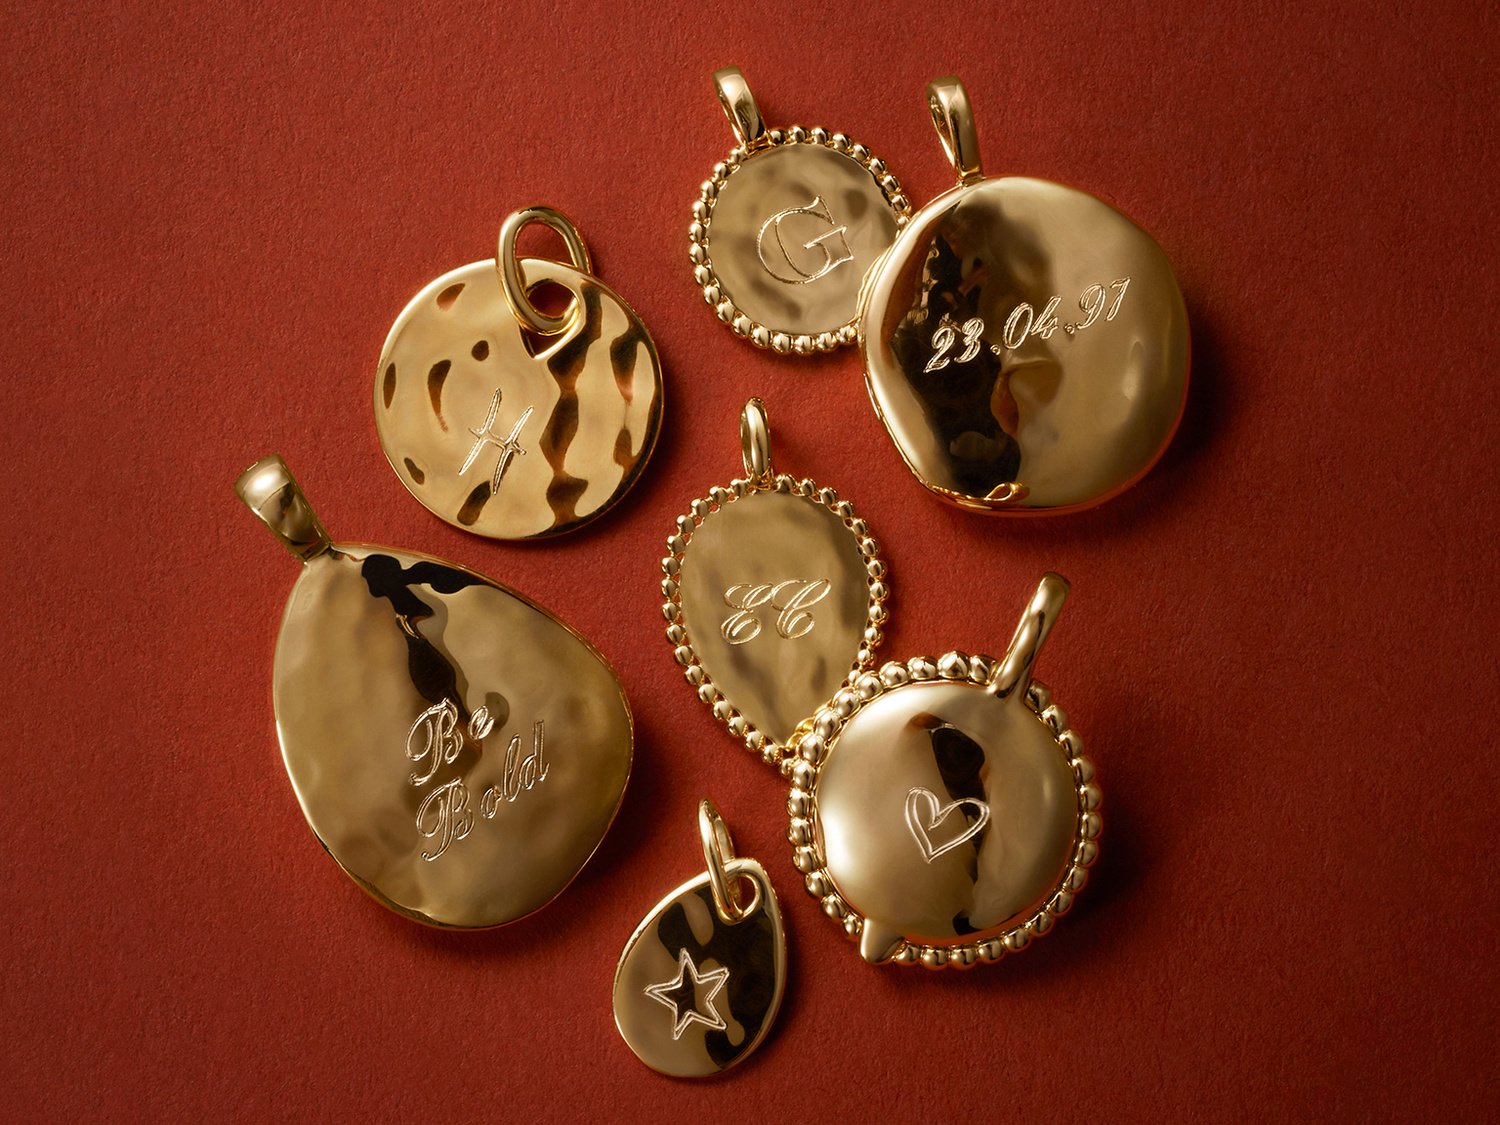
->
4, 2, 1496, 1119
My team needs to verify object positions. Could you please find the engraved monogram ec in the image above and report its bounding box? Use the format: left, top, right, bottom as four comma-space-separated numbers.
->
405, 699, 549, 861
756, 196, 853, 285
720, 578, 831, 645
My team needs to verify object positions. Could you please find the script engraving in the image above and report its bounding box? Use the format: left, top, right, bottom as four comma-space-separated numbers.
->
923, 277, 1133, 372
721, 579, 831, 645
404, 700, 549, 861
459, 387, 532, 490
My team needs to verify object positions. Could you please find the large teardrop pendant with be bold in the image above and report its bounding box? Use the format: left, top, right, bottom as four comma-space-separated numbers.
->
662, 398, 888, 771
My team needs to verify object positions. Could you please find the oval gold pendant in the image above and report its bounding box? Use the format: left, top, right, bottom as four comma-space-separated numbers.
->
690, 67, 909, 355
614, 801, 786, 1078
860, 77, 1189, 513
236, 455, 633, 928
789, 575, 1099, 968
376, 206, 663, 539
662, 399, 888, 771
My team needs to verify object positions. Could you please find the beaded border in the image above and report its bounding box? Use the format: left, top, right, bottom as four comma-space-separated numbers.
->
661, 473, 889, 772
786, 652, 1102, 969
688, 127, 911, 355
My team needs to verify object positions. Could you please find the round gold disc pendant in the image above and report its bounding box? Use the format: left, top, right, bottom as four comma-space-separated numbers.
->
860, 78, 1190, 513
788, 575, 1100, 967
376, 206, 663, 539
662, 399, 888, 770
690, 67, 909, 354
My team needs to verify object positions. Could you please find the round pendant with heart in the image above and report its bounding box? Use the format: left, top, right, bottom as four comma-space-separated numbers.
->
787, 574, 1100, 968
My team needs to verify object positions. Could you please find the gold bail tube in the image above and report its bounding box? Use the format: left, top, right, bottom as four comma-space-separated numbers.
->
990, 573, 1070, 698
700, 799, 759, 924
234, 455, 331, 563
497, 205, 593, 337
714, 66, 767, 151
740, 397, 773, 486
926, 76, 983, 186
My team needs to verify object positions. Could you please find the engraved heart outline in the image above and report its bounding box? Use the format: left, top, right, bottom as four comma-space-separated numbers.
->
904, 786, 990, 863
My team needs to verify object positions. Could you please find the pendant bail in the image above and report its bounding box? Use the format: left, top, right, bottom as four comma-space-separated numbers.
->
497, 205, 593, 337
713, 66, 767, 151
926, 76, 983, 186
990, 572, 1069, 698
235, 455, 331, 563
740, 397, 773, 485
700, 799, 759, 924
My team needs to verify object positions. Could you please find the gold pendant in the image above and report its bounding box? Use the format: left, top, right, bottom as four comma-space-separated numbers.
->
859, 77, 1190, 513
613, 800, 786, 1077
690, 66, 910, 355
788, 575, 1100, 967
662, 398, 888, 770
235, 455, 633, 928
376, 206, 663, 539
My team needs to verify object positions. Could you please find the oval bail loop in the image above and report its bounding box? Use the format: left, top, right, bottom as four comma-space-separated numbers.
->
497, 205, 593, 337
926, 76, 983, 186
990, 572, 1070, 698
234, 454, 331, 563
740, 397, 773, 485
714, 65, 767, 151
700, 799, 759, 924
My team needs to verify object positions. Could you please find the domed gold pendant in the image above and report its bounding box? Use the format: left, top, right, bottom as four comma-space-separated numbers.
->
376, 206, 663, 539
662, 398, 888, 770
860, 77, 1190, 513
614, 801, 786, 1078
789, 574, 1100, 967
236, 455, 633, 928
690, 67, 909, 354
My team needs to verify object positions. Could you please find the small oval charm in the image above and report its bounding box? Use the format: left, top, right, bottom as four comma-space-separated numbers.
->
690, 66, 909, 355
860, 77, 1189, 514
614, 801, 786, 1077
662, 398, 888, 770
376, 206, 663, 539
790, 575, 1100, 968
236, 455, 632, 928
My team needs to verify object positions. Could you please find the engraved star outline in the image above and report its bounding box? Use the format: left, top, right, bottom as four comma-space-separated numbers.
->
459, 387, 533, 491
643, 948, 730, 1041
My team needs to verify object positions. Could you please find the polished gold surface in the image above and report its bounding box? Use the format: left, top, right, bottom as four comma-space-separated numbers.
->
238, 455, 633, 929
614, 800, 785, 1078
376, 208, 662, 539
690, 66, 909, 354
859, 76, 1189, 513
662, 400, 887, 770
790, 574, 1100, 968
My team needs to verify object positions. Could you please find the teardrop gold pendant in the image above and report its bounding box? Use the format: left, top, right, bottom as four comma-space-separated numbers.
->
614, 800, 786, 1077
788, 574, 1100, 968
662, 398, 888, 771
376, 206, 664, 539
859, 77, 1190, 514
236, 455, 633, 928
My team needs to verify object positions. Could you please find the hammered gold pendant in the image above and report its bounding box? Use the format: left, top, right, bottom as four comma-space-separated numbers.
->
789, 574, 1100, 968
860, 77, 1190, 514
690, 66, 909, 355
614, 800, 786, 1078
662, 398, 888, 770
376, 206, 663, 539
236, 455, 632, 928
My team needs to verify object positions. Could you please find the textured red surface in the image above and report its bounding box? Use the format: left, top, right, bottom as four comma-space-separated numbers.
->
4, 2, 1497, 1119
